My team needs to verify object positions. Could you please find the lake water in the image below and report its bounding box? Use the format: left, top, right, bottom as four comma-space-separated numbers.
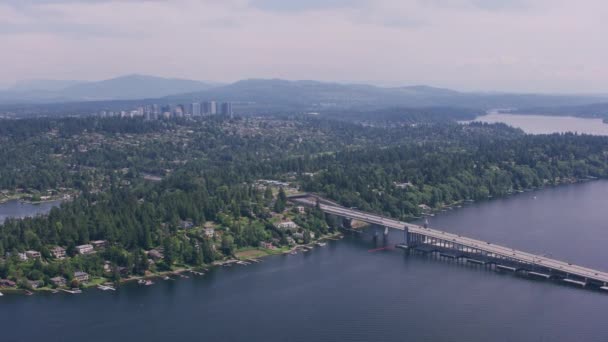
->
1, 181, 608, 342
0, 199, 61, 223
469, 113, 608, 135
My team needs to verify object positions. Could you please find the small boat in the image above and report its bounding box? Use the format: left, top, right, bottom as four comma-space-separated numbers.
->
163, 276, 171, 281
61, 288, 82, 294
144, 280, 154, 286
289, 251, 298, 255
97, 285, 116, 291
0, 291, 3, 296
137, 279, 146, 285
25, 290, 34, 296
316, 242, 327, 247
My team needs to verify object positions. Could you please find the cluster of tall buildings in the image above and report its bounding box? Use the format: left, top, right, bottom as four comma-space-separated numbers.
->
99, 101, 233, 120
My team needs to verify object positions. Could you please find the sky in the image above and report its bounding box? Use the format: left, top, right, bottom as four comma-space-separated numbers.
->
0, 0, 607, 93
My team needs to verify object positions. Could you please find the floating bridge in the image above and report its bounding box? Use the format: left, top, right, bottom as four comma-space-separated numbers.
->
291, 195, 608, 290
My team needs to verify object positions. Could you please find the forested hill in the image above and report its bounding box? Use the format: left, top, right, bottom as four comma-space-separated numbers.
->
1, 115, 608, 289
513, 102, 608, 120
301, 129, 608, 219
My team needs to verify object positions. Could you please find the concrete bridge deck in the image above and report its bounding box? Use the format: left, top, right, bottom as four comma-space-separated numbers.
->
292, 196, 608, 287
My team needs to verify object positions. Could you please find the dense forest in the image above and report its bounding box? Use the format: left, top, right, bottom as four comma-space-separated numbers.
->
1, 115, 608, 289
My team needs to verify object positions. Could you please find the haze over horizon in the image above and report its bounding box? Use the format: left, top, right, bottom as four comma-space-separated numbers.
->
1, 0, 607, 93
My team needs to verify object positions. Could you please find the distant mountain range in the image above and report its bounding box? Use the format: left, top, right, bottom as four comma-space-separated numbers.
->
513, 102, 608, 119
167, 79, 608, 111
2, 75, 608, 113
0, 75, 219, 104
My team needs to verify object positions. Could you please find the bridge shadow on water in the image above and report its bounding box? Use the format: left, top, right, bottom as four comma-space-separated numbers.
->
344, 226, 607, 294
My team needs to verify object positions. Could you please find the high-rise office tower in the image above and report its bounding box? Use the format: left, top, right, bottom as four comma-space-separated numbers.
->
220, 102, 233, 117
209, 101, 217, 115
191, 102, 201, 116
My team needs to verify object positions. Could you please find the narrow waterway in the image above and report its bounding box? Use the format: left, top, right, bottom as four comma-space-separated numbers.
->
1, 181, 607, 342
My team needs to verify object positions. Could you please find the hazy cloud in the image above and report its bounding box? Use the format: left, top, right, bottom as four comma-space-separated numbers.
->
0, 0, 607, 93
249, 0, 365, 12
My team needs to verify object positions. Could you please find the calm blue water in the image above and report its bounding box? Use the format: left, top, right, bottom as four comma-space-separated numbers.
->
469, 113, 608, 135
0, 199, 61, 223
1, 181, 607, 342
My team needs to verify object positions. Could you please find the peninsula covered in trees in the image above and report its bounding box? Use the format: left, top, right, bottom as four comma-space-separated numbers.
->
1, 114, 608, 292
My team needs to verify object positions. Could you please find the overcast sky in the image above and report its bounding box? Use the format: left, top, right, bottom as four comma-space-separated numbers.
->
1, 0, 606, 93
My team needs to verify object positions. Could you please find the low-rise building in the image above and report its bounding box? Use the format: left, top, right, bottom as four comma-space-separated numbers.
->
179, 220, 194, 230
74, 271, 89, 283
27, 280, 43, 289
50, 276, 67, 287
25, 250, 41, 259
17, 252, 28, 261
51, 246, 66, 259
296, 206, 306, 214
394, 181, 414, 189
276, 221, 298, 231
418, 204, 431, 211
147, 249, 163, 260
91, 240, 107, 249
204, 228, 215, 238
0, 279, 17, 287
76, 244, 94, 255
260, 241, 275, 249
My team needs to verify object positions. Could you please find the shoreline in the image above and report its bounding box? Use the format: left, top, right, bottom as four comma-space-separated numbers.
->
0, 232, 344, 297
1, 179, 600, 297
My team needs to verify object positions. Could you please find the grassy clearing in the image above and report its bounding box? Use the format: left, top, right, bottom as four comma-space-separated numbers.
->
235, 249, 268, 259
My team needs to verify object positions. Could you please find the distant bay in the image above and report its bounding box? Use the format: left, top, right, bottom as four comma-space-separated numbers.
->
463, 113, 608, 136
0, 200, 61, 223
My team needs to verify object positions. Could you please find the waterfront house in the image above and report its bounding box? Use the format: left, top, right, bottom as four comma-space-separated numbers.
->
147, 249, 163, 260
293, 232, 304, 240
27, 280, 43, 289
296, 206, 306, 214
418, 204, 431, 211
25, 250, 41, 259
76, 244, 94, 255
51, 246, 66, 259
260, 241, 275, 249
74, 271, 89, 283
17, 252, 28, 261
0, 279, 17, 287
50, 276, 67, 287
